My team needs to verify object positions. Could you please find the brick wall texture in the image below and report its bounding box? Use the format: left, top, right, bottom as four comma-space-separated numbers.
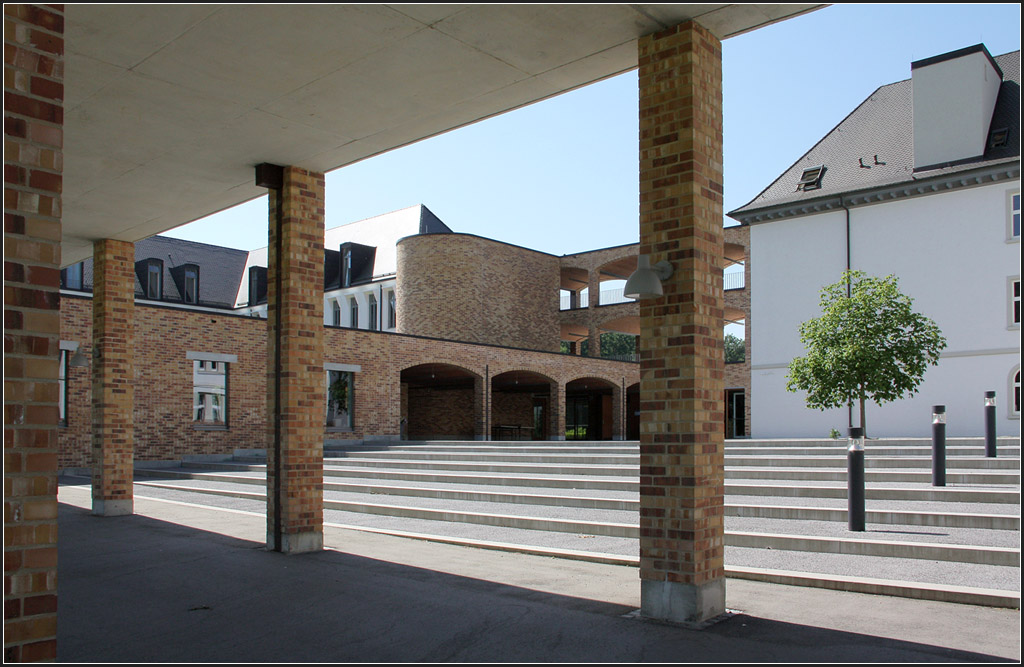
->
58, 298, 641, 466
397, 234, 561, 352
90, 238, 135, 512
265, 167, 326, 552
4, 3, 64, 661
637, 20, 726, 602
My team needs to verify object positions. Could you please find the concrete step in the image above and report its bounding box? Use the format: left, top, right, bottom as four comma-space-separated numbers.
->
132, 478, 1020, 568
321, 448, 1021, 471
233, 455, 1021, 485
727, 467, 1018, 485
169, 460, 1020, 503
134, 468, 1020, 531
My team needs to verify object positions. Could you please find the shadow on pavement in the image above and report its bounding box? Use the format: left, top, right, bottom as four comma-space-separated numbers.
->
56, 501, 1014, 663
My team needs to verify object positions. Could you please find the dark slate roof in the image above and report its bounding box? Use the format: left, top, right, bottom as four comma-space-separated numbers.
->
729, 50, 1020, 222
77, 236, 249, 309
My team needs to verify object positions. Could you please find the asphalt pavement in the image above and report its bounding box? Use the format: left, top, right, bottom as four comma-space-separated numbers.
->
55, 483, 1020, 663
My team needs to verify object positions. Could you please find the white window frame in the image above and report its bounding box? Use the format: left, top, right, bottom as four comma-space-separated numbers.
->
1008, 366, 1021, 420
58, 341, 78, 427
186, 352, 237, 429
1009, 276, 1020, 330
1008, 189, 1020, 242
325, 362, 361, 431
183, 267, 199, 304
368, 293, 378, 331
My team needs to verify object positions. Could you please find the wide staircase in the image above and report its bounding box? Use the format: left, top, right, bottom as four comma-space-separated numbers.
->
123, 437, 1020, 607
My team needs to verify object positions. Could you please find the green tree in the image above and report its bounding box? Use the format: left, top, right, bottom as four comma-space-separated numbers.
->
724, 333, 745, 363
786, 271, 946, 437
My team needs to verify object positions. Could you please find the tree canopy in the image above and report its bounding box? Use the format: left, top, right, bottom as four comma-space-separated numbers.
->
786, 271, 946, 437
725, 333, 745, 363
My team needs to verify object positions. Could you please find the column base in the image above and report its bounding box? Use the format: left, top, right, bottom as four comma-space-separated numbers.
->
92, 499, 133, 517
640, 578, 726, 626
267, 530, 323, 554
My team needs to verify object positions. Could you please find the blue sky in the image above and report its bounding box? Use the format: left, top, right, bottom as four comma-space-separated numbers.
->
165, 4, 1021, 256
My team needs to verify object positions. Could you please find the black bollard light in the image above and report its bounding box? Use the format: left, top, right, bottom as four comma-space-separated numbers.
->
984, 391, 997, 458
847, 427, 865, 531
932, 405, 946, 487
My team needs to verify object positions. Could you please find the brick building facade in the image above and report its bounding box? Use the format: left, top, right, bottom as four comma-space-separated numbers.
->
56, 206, 749, 470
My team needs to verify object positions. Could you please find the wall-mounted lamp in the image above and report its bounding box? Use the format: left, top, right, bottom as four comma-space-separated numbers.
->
68, 348, 91, 367
623, 255, 673, 299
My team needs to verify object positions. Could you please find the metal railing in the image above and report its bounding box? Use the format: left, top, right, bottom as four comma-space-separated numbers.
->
560, 288, 632, 310
561, 276, 744, 310
724, 271, 745, 291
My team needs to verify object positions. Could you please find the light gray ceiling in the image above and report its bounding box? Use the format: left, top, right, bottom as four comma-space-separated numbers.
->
61, 4, 823, 265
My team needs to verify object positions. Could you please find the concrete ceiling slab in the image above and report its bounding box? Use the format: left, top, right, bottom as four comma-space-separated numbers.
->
60, 3, 823, 265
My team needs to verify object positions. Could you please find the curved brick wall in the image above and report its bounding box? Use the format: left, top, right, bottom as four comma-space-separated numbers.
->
396, 234, 560, 351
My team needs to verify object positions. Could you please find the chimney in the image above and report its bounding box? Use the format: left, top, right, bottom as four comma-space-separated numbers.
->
911, 44, 1002, 170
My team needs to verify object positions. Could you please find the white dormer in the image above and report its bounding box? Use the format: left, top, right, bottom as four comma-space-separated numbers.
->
912, 44, 1002, 169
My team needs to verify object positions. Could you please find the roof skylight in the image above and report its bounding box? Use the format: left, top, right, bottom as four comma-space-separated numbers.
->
989, 127, 1010, 149
797, 165, 825, 191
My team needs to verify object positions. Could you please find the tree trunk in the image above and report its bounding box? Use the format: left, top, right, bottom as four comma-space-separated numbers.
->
859, 396, 867, 439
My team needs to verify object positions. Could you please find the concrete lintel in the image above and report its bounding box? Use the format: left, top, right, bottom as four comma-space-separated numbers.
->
186, 351, 239, 363
325, 362, 362, 373
641, 579, 726, 626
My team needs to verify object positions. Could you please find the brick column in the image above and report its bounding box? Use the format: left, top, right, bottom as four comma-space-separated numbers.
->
611, 382, 623, 440
587, 325, 601, 358
91, 239, 135, 517
264, 165, 325, 554
549, 380, 564, 441
588, 272, 600, 308
637, 21, 726, 624
473, 375, 486, 440
4, 4, 63, 661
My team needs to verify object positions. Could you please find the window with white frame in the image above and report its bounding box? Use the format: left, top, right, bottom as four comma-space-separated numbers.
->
146, 260, 162, 299
58, 341, 80, 427
349, 297, 359, 329
325, 363, 359, 429
183, 266, 199, 304
1011, 367, 1020, 419
368, 294, 378, 331
1009, 190, 1020, 240
1010, 277, 1020, 328
332, 300, 341, 327
58, 348, 68, 426
388, 291, 396, 329
188, 352, 236, 428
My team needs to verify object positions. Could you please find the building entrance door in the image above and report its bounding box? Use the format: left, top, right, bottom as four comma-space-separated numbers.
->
726, 388, 745, 438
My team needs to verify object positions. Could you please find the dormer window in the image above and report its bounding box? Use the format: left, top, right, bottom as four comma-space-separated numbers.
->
797, 165, 825, 191
342, 248, 352, 288
182, 266, 199, 304
146, 260, 162, 300
990, 127, 1010, 149
248, 266, 267, 306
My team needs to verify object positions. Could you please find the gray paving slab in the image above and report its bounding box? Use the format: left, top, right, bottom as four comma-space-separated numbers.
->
55, 484, 1020, 663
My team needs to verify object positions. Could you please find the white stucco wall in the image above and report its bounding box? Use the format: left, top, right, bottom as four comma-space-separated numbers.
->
750, 180, 1021, 438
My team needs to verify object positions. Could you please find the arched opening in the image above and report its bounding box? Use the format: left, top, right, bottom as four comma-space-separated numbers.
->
400, 363, 482, 440
491, 370, 555, 440
565, 377, 616, 440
